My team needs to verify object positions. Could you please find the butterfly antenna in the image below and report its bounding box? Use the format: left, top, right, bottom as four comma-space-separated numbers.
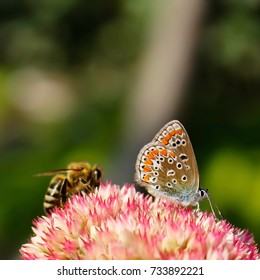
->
205, 192, 224, 220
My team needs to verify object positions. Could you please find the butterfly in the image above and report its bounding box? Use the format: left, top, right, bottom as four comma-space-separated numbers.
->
135, 120, 223, 219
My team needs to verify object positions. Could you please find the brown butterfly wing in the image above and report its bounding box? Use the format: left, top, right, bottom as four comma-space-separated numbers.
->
152, 120, 199, 190
135, 120, 200, 205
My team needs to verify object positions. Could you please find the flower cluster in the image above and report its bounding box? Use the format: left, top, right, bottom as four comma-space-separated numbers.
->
20, 183, 259, 260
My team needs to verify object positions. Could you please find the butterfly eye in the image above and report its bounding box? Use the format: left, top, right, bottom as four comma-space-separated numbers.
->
181, 140, 186, 146
176, 162, 182, 169
199, 189, 207, 198
155, 185, 160, 190
166, 182, 173, 188
176, 140, 181, 146
168, 158, 174, 164
172, 142, 177, 148
153, 171, 159, 176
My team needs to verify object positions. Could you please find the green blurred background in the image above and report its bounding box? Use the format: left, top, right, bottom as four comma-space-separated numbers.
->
0, 0, 259, 259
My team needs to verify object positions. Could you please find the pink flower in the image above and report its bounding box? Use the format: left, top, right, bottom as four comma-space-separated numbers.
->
20, 183, 259, 260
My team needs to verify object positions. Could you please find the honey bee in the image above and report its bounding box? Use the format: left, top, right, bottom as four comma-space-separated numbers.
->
37, 162, 102, 214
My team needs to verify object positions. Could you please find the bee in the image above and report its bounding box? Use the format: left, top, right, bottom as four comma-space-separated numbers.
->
37, 162, 102, 214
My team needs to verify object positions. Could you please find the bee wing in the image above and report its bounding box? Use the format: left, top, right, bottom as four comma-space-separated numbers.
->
35, 167, 84, 176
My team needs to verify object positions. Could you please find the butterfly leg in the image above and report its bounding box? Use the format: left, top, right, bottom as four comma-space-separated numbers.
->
193, 202, 204, 220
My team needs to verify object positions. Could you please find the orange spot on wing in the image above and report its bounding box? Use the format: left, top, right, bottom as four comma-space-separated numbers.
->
143, 165, 151, 172
145, 158, 153, 165
160, 149, 168, 156
169, 151, 176, 158
170, 129, 183, 136
143, 174, 150, 182
161, 138, 168, 145
147, 153, 155, 160
161, 133, 171, 145
146, 150, 158, 163
165, 133, 171, 140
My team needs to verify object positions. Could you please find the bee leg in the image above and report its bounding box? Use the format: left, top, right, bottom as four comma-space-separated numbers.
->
78, 177, 93, 194
61, 179, 70, 205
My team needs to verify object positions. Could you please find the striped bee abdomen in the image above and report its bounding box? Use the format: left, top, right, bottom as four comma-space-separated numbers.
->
43, 174, 67, 214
